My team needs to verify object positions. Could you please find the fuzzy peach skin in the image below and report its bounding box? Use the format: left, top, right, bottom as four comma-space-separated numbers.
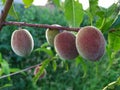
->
11, 29, 34, 57
76, 26, 106, 61
54, 31, 78, 60
46, 30, 59, 46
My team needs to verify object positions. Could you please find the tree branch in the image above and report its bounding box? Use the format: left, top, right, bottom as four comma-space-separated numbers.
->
0, 0, 13, 30
0, 63, 42, 79
2, 21, 80, 32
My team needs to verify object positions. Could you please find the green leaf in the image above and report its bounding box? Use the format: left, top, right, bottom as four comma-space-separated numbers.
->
111, 15, 120, 28
100, 4, 118, 32
96, 7, 106, 29
108, 31, 120, 51
106, 4, 117, 18
107, 30, 120, 69
52, 60, 57, 71
23, 0, 33, 8
35, 48, 54, 57
0, 53, 3, 63
116, 77, 120, 85
0, 84, 12, 89
96, 7, 106, 18
9, 5, 19, 20
75, 56, 81, 67
96, 17, 106, 29
10, 68, 26, 76
65, 61, 69, 72
64, 0, 84, 27
88, 0, 98, 25
89, 0, 98, 15
2, 0, 18, 20
41, 43, 49, 48
75, 56, 87, 78
10, 68, 20, 73
0, 68, 2, 76
1, 59, 10, 75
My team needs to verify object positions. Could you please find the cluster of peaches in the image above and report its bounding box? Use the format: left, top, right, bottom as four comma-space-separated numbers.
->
45, 25, 106, 61
10, 25, 106, 79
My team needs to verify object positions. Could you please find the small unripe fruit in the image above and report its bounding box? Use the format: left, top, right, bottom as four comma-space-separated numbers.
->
45, 24, 61, 46
76, 26, 106, 61
54, 31, 79, 60
11, 29, 34, 57
34, 66, 46, 79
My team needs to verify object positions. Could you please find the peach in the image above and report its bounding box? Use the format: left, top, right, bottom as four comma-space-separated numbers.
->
54, 31, 78, 60
11, 29, 34, 57
45, 24, 61, 46
76, 26, 106, 61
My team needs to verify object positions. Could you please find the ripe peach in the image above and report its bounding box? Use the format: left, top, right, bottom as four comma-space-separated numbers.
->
11, 29, 34, 57
34, 65, 46, 79
76, 26, 106, 61
54, 31, 78, 60
45, 24, 61, 46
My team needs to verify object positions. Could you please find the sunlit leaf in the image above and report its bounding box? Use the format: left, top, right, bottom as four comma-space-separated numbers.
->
35, 48, 54, 57
23, 0, 33, 8
2, 0, 18, 19
9, 5, 18, 20
41, 42, 49, 48
1, 59, 10, 75
64, 0, 84, 27
2, 0, 5, 3
75, 56, 81, 67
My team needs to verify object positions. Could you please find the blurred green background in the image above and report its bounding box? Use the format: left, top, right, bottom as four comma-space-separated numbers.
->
0, 2, 120, 90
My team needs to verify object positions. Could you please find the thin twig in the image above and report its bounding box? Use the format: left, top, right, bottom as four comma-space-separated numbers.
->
0, 63, 42, 79
0, 0, 13, 30
2, 21, 80, 32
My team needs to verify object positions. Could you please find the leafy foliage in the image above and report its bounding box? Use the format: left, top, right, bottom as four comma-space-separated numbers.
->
0, 0, 120, 90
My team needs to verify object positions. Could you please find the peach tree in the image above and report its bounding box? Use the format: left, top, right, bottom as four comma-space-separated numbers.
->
0, 0, 120, 89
